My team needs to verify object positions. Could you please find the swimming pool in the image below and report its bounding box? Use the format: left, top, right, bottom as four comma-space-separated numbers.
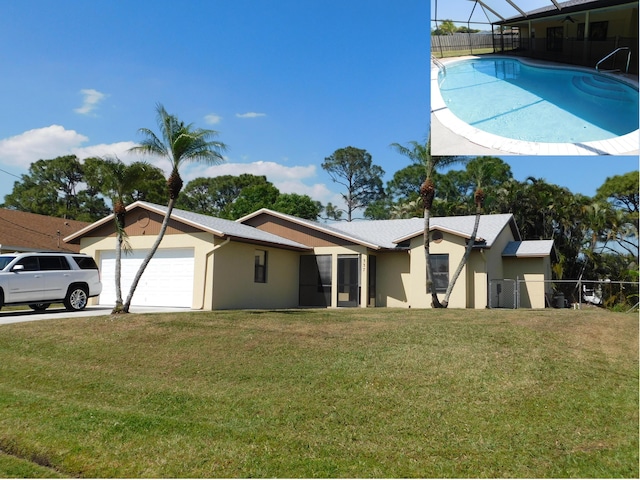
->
431, 56, 639, 155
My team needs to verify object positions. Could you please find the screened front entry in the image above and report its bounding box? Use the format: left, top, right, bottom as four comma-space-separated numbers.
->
337, 255, 359, 307
299, 255, 331, 307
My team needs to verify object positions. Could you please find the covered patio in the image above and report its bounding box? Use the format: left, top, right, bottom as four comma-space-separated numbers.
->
431, 0, 638, 74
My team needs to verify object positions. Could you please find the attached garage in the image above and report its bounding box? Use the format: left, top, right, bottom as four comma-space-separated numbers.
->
64, 201, 311, 311
99, 248, 195, 308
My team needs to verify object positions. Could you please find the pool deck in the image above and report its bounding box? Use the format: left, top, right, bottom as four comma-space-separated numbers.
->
431, 55, 639, 156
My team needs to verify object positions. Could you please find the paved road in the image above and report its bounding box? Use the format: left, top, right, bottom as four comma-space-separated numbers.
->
0, 305, 191, 325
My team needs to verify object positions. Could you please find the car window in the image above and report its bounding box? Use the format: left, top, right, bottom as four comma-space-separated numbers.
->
72, 256, 98, 270
15, 256, 39, 271
0, 256, 15, 271
38, 256, 70, 270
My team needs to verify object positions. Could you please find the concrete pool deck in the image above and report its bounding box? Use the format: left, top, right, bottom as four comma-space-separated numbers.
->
431, 55, 639, 156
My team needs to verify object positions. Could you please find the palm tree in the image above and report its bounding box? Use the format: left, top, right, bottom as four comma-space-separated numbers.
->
440, 187, 485, 308
122, 104, 227, 313
84, 157, 154, 313
390, 135, 463, 307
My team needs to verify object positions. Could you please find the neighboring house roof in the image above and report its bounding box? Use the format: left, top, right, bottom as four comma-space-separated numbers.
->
240, 209, 522, 250
502, 240, 555, 257
0, 208, 88, 253
64, 201, 312, 251
496, 0, 635, 24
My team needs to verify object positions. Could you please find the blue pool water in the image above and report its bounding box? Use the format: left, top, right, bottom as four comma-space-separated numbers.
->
438, 58, 639, 143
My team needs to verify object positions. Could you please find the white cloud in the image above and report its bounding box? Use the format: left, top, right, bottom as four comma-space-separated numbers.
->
74, 89, 107, 115
235, 112, 266, 119
204, 113, 222, 125
73, 141, 139, 162
0, 126, 164, 171
0, 125, 89, 167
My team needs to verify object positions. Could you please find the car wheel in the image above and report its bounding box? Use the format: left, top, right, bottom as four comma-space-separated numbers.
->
64, 286, 88, 311
29, 303, 51, 311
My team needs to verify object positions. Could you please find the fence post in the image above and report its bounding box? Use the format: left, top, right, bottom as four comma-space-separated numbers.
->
578, 278, 582, 309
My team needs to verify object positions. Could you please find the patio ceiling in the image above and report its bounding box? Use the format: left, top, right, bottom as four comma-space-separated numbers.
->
431, 0, 563, 26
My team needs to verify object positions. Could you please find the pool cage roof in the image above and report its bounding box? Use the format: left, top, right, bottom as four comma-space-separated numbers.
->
431, 0, 589, 29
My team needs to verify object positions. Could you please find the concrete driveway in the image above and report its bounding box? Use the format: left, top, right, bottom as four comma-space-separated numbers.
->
0, 305, 192, 325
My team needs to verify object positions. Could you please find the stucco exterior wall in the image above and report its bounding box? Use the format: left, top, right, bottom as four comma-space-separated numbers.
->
375, 250, 411, 307
504, 257, 550, 308
467, 250, 488, 309
406, 231, 468, 308
212, 241, 301, 310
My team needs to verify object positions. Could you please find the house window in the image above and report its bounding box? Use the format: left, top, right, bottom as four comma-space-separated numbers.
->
431, 254, 449, 294
546, 26, 564, 52
588, 21, 608, 41
254, 250, 267, 283
577, 21, 608, 41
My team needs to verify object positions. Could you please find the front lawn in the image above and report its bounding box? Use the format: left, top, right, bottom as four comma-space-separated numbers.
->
0, 308, 637, 477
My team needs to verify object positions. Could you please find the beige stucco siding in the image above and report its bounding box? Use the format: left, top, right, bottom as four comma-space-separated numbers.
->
375, 250, 411, 307
79, 231, 216, 309
405, 232, 468, 308
466, 250, 488, 309
504, 257, 551, 308
212, 241, 300, 310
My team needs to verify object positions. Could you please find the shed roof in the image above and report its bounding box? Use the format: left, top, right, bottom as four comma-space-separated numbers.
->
0, 208, 88, 253
502, 240, 555, 257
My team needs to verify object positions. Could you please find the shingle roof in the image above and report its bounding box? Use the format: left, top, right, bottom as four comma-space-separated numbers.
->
151, 203, 311, 251
0, 208, 88, 253
333, 214, 519, 249
64, 201, 312, 251
240, 209, 521, 250
502, 240, 555, 257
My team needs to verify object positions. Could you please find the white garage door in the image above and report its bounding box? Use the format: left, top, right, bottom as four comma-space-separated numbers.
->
100, 248, 195, 308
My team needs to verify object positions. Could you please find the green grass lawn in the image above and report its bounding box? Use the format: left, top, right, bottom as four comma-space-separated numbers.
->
0, 308, 637, 478
431, 48, 496, 58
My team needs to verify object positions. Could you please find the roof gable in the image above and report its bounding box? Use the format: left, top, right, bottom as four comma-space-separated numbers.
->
240, 209, 521, 250
64, 201, 311, 251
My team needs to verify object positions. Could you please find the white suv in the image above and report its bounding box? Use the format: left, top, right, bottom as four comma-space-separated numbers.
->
0, 252, 102, 312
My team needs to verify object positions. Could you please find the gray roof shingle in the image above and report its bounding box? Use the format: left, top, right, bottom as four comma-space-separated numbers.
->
331, 213, 518, 249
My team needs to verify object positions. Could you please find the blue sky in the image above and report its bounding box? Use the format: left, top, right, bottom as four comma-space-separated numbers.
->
0, 0, 637, 214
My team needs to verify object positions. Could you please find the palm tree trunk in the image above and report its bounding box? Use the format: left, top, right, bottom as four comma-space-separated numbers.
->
441, 203, 482, 308
113, 233, 124, 312
122, 198, 176, 313
425, 206, 444, 308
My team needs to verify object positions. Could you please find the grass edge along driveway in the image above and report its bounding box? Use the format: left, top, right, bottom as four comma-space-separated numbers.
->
0, 308, 637, 478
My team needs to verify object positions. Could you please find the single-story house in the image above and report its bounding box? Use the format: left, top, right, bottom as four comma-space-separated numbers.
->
493, 0, 639, 73
0, 208, 88, 254
64, 201, 554, 309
